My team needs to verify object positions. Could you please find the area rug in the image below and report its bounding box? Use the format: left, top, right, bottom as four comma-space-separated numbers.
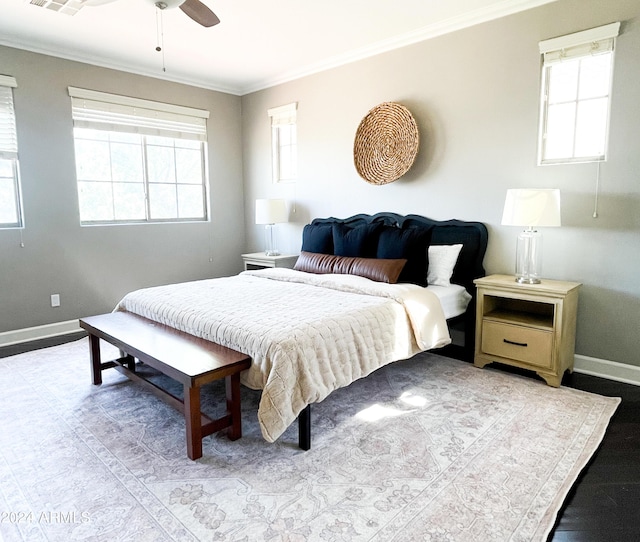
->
0, 339, 619, 542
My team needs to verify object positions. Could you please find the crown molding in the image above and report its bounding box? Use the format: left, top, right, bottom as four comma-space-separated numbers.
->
2, 0, 559, 97
0, 37, 244, 96
238, 0, 559, 94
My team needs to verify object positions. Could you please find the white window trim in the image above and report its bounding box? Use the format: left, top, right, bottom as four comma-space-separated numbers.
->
537, 22, 620, 165
268, 102, 297, 184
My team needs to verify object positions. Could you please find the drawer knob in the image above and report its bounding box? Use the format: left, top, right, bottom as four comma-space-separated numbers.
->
503, 338, 528, 347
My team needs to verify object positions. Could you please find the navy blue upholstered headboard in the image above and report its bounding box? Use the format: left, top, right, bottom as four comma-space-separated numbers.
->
308, 212, 488, 295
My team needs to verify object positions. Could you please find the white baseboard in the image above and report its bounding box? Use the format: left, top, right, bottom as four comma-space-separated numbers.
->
574, 354, 640, 387
0, 320, 82, 347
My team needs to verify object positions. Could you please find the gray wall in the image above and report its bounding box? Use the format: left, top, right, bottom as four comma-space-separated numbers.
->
2, 0, 639, 369
241, 0, 640, 367
0, 46, 245, 332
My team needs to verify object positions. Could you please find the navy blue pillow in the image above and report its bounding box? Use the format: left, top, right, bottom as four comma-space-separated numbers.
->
376, 226, 432, 286
301, 223, 334, 254
332, 222, 382, 258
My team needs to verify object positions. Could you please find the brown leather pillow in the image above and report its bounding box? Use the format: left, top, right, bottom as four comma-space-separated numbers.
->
294, 251, 407, 284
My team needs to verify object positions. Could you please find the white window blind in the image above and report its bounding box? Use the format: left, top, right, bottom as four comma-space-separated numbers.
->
539, 22, 620, 62
0, 75, 18, 160
68, 87, 209, 141
0, 75, 22, 228
268, 102, 297, 126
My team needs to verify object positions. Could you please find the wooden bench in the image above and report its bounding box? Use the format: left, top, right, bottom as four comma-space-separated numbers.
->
79, 312, 251, 460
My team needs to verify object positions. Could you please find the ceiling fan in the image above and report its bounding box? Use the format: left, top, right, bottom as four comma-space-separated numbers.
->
26, 0, 220, 27
148, 0, 220, 28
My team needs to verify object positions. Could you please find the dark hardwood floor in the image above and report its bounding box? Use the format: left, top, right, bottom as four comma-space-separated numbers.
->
0, 332, 86, 359
2, 338, 639, 540
548, 371, 640, 542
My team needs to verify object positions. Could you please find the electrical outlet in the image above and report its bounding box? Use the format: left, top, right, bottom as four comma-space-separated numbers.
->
51, 294, 60, 307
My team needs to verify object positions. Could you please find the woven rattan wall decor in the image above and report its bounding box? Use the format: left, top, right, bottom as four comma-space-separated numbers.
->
353, 102, 419, 185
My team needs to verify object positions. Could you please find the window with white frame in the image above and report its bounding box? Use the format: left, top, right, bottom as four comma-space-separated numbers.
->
69, 87, 209, 224
538, 22, 620, 165
268, 102, 297, 183
0, 75, 23, 229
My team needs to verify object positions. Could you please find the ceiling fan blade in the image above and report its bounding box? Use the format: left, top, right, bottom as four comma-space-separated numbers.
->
179, 0, 220, 27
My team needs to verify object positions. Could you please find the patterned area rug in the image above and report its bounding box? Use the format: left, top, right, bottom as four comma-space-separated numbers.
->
0, 339, 619, 542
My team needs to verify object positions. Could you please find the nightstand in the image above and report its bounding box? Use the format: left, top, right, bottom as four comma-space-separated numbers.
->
474, 274, 581, 387
241, 252, 299, 271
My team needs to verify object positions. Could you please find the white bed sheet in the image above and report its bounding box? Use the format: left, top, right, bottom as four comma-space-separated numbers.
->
427, 283, 473, 320
115, 268, 450, 443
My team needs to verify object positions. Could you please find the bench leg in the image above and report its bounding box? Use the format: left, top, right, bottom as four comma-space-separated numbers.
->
225, 372, 242, 441
88, 334, 102, 385
184, 384, 203, 460
124, 354, 136, 372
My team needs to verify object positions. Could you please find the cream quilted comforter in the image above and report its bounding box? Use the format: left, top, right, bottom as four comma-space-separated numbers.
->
115, 268, 450, 442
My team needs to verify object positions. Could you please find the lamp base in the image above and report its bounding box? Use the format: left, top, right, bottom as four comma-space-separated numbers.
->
514, 228, 543, 285
515, 276, 541, 285
263, 224, 280, 257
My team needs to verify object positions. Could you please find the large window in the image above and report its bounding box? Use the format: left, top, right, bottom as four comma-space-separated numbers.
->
268, 102, 297, 183
538, 22, 620, 165
69, 87, 209, 224
0, 75, 23, 229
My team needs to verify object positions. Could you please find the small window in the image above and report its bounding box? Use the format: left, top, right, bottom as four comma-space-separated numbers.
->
0, 75, 23, 229
268, 102, 297, 183
69, 87, 209, 224
538, 22, 620, 165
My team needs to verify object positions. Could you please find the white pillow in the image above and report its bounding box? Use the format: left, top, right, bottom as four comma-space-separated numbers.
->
427, 244, 463, 286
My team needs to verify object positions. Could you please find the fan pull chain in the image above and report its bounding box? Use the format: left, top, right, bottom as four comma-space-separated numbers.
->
155, 7, 167, 73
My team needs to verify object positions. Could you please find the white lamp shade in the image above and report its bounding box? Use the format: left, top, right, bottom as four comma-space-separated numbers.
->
501, 189, 561, 228
255, 199, 288, 225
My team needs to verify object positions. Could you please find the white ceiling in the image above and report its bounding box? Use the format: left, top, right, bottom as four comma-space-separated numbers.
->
0, 0, 558, 95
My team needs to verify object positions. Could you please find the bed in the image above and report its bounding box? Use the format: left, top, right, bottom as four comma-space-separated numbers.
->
300, 213, 488, 357
114, 212, 488, 448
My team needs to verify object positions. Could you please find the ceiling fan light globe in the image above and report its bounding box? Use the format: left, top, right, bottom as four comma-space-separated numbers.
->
151, 0, 185, 10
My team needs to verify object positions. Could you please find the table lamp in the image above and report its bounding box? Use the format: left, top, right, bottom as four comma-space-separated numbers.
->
255, 199, 288, 256
501, 188, 561, 284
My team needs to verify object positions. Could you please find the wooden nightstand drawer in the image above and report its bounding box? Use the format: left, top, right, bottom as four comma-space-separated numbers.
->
481, 320, 553, 369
